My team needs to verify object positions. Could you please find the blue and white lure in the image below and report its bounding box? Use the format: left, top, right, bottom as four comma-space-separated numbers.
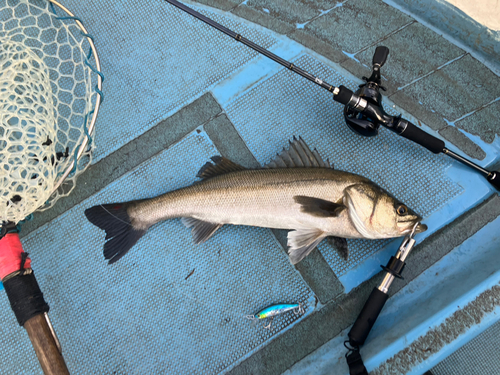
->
245, 303, 305, 329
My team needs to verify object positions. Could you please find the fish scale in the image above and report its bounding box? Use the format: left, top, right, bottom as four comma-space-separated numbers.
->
135, 168, 363, 232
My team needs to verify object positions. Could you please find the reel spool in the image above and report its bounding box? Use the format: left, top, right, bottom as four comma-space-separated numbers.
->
0, 1, 103, 373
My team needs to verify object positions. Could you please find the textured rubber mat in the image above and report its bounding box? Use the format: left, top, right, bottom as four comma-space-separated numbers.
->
0, 132, 314, 374
223, 54, 463, 276
56, 0, 279, 162
0, 1, 476, 374
431, 319, 500, 375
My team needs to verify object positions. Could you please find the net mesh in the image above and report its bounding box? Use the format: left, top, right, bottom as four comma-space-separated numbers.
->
0, 0, 101, 223
0, 38, 57, 222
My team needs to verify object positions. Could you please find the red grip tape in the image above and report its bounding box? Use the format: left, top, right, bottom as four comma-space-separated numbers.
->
0, 233, 31, 281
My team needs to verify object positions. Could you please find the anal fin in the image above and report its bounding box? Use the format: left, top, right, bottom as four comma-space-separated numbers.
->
181, 217, 222, 244
287, 228, 327, 264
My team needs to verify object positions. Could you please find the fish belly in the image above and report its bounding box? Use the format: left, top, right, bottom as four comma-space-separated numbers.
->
193, 198, 360, 238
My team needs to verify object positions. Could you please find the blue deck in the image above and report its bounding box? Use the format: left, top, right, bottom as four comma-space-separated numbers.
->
1, 0, 499, 374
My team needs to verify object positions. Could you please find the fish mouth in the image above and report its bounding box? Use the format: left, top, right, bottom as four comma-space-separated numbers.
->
400, 222, 427, 235
398, 219, 427, 235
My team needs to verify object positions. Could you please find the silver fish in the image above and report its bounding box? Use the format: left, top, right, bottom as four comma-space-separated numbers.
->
85, 137, 427, 264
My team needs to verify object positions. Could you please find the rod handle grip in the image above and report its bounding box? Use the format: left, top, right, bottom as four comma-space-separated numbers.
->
399, 120, 445, 154
348, 287, 389, 347
1, 234, 69, 374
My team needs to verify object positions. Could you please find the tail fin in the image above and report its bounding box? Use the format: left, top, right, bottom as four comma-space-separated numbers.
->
84, 203, 147, 264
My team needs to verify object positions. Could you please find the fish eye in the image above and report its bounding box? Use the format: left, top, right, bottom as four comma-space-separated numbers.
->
396, 205, 408, 216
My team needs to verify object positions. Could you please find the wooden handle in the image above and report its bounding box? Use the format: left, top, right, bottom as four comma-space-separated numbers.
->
24, 314, 70, 375
0, 233, 69, 374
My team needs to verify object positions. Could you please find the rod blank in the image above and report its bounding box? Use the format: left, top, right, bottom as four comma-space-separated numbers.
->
165, 0, 500, 191
164, 0, 337, 92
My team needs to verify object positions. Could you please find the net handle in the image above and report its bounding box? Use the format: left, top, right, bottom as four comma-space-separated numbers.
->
48, 0, 103, 194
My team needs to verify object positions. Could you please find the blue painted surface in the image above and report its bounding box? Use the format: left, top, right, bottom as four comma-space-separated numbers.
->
55, 1, 279, 162
364, 215, 500, 374
0, 131, 315, 374
219, 51, 465, 284
432, 317, 500, 375
384, 0, 500, 75
407, 306, 500, 375
286, 215, 500, 374
1, 0, 499, 374
443, 102, 500, 162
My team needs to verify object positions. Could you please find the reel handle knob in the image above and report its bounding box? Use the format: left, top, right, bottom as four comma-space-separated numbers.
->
372, 46, 389, 68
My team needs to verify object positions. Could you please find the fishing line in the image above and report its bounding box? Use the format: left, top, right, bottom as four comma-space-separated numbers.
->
166, 277, 308, 331
99, 204, 135, 228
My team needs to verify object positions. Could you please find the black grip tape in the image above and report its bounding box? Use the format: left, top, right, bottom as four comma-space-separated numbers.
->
334, 85, 354, 105
346, 350, 368, 375
3, 272, 50, 326
348, 288, 389, 346
400, 122, 445, 154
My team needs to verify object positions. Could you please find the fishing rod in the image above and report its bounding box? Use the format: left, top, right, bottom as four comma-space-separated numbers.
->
165, 0, 500, 190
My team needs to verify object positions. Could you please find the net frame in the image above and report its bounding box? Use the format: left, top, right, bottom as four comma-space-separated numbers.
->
0, 0, 103, 225
46, 0, 103, 194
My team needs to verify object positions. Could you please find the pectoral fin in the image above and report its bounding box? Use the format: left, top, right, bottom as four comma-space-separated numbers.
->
294, 196, 345, 218
328, 236, 349, 261
287, 228, 327, 264
181, 217, 222, 244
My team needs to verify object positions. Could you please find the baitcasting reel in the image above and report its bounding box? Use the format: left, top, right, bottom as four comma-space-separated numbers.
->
165, 0, 500, 190
344, 46, 389, 137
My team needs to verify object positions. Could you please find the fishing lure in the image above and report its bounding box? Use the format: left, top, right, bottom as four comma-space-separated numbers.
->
245, 303, 304, 329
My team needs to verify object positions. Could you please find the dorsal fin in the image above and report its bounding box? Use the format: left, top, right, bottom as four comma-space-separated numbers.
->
264, 137, 332, 169
197, 156, 247, 180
